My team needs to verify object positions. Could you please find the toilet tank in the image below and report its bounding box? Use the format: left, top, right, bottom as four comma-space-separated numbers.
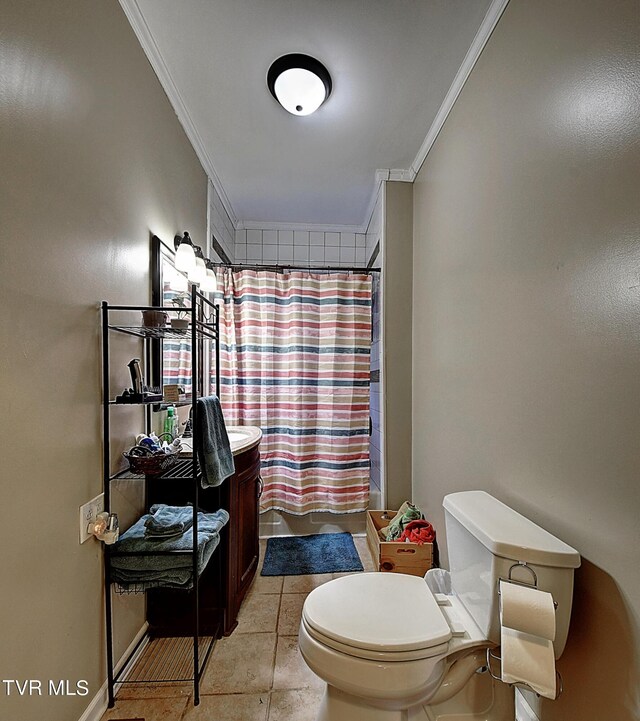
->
443, 491, 580, 658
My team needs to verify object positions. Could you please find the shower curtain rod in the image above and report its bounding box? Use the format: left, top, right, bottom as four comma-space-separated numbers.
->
213, 262, 381, 274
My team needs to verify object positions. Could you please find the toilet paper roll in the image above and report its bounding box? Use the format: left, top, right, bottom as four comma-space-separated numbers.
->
501, 627, 557, 699
499, 580, 556, 641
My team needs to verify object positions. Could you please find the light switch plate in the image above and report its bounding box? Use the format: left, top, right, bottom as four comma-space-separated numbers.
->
79, 493, 105, 544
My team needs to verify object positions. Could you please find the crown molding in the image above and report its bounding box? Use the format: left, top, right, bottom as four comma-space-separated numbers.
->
121, 0, 509, 232
389, 168, 415, 182
119, 0, 238, 228
410, 0, 510, 177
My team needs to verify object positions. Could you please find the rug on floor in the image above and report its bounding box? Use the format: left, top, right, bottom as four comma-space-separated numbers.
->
261, 532, 364, 576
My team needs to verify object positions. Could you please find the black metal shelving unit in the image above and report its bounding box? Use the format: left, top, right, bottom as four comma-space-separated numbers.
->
101, 286, 220, 707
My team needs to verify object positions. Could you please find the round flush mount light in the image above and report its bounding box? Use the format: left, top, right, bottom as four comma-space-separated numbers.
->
267, 54, 332, 116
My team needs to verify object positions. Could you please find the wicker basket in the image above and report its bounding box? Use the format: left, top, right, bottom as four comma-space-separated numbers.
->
123, 444, 179, 475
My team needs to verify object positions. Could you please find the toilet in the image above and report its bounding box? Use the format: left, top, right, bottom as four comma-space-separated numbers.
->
298, 491, 581, 721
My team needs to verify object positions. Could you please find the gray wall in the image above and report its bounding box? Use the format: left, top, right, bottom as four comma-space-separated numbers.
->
0, 2, 207, 719
412, 0, 640, 718
367, 184, 384, 508
384, 182, 414, 509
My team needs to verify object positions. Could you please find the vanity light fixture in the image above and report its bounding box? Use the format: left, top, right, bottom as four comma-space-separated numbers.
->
173, 231, 216, 291
168, 264, 189, 292
200, 260, 218, 294
267, 54, 332, 116
189, 246, 207, 286
174, 231, 196, 272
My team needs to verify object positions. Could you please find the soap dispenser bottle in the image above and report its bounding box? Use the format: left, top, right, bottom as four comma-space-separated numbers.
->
164, 406, 176, 439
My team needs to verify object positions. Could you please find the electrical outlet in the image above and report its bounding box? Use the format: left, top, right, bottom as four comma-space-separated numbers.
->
79, 493, 105, 544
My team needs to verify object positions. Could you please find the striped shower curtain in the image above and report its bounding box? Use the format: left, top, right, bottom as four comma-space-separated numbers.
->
215, 269, 372, 515
162, 284, 192, 392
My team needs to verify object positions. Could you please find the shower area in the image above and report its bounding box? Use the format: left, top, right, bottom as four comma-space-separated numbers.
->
210, 264, 383, 536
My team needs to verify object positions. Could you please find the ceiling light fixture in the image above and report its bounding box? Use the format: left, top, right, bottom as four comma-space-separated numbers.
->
267, 54, 332, 116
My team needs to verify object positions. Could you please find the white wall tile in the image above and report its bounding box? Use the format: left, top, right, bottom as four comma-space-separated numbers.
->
247, 244, 262, 261
278, 245, 294, 261
370, 467, 381, 493
293, 230, 309, 246
309, 246, 324, 262
247, 229, 262, 244
228, 223, 381, 270
294, 245, 309, 261
262, 245, 278, 262
325, 247, 340, 263
340, 246, 356, 263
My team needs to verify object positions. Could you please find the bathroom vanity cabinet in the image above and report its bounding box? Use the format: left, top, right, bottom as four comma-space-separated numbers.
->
222, 442, 261, 634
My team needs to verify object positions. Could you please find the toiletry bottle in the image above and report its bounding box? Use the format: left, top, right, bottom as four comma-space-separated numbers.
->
164, 406, 175, 439
172, 407, 180, 439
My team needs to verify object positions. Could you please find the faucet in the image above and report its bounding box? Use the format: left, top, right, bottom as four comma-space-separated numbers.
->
182, 406, 193, 438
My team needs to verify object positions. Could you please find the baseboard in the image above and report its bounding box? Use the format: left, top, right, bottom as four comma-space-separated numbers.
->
77, 622, 149, 721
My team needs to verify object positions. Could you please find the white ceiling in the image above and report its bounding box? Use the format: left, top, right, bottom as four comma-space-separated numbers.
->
127, 0, 495, 228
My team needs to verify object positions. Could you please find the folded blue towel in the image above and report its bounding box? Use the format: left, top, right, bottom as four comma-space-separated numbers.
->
144, 503, 194, 537
111, 508, 229, 590
197, 396, 235, 488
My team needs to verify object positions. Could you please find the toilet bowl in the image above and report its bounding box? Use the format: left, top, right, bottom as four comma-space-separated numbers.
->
299, 573, 493, 721
298, 491, 580, 721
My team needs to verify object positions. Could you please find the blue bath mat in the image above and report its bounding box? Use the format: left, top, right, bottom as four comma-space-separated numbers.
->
261, 532, 364, 576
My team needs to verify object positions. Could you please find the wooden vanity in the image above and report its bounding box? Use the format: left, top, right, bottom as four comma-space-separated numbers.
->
219, 429, 262, 634
146, 426, 262, 637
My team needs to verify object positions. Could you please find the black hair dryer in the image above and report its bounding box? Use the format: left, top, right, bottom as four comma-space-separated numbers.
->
127, 358, 144, 395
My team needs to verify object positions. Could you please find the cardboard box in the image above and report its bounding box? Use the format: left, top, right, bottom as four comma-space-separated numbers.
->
366, 510, 433, 576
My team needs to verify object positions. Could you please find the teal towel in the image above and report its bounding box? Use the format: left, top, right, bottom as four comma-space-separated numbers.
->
111, 508, 229, 590
197, 395, 235, 488
144, 503, 194, 537
386, 503, 423, 541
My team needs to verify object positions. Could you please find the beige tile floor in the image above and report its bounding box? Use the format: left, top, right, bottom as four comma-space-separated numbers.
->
101, 535, 375, 721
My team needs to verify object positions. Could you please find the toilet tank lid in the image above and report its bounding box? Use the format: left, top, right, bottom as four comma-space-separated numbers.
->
443, 491, 581, 569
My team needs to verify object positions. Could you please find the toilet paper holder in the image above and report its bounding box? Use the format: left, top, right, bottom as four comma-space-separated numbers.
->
490, 562, 562, 699
485, 646, 563, 699
497, 562, 558, 610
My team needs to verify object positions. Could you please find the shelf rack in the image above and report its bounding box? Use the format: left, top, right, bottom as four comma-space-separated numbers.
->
101, 286, 220, 707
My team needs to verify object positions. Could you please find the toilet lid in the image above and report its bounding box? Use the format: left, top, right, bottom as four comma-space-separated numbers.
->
302, 573, 452, 654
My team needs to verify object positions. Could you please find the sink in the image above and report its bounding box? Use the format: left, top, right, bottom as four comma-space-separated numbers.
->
178, 426, 261, 457
226, 426, 262, 455
228, 429, 252, 443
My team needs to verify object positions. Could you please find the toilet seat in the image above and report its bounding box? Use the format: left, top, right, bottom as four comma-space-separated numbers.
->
302, 573, 453, 662
301, 617, 450, 661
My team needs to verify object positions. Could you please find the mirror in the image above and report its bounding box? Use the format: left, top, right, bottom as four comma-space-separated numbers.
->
150, 235, 203, 399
